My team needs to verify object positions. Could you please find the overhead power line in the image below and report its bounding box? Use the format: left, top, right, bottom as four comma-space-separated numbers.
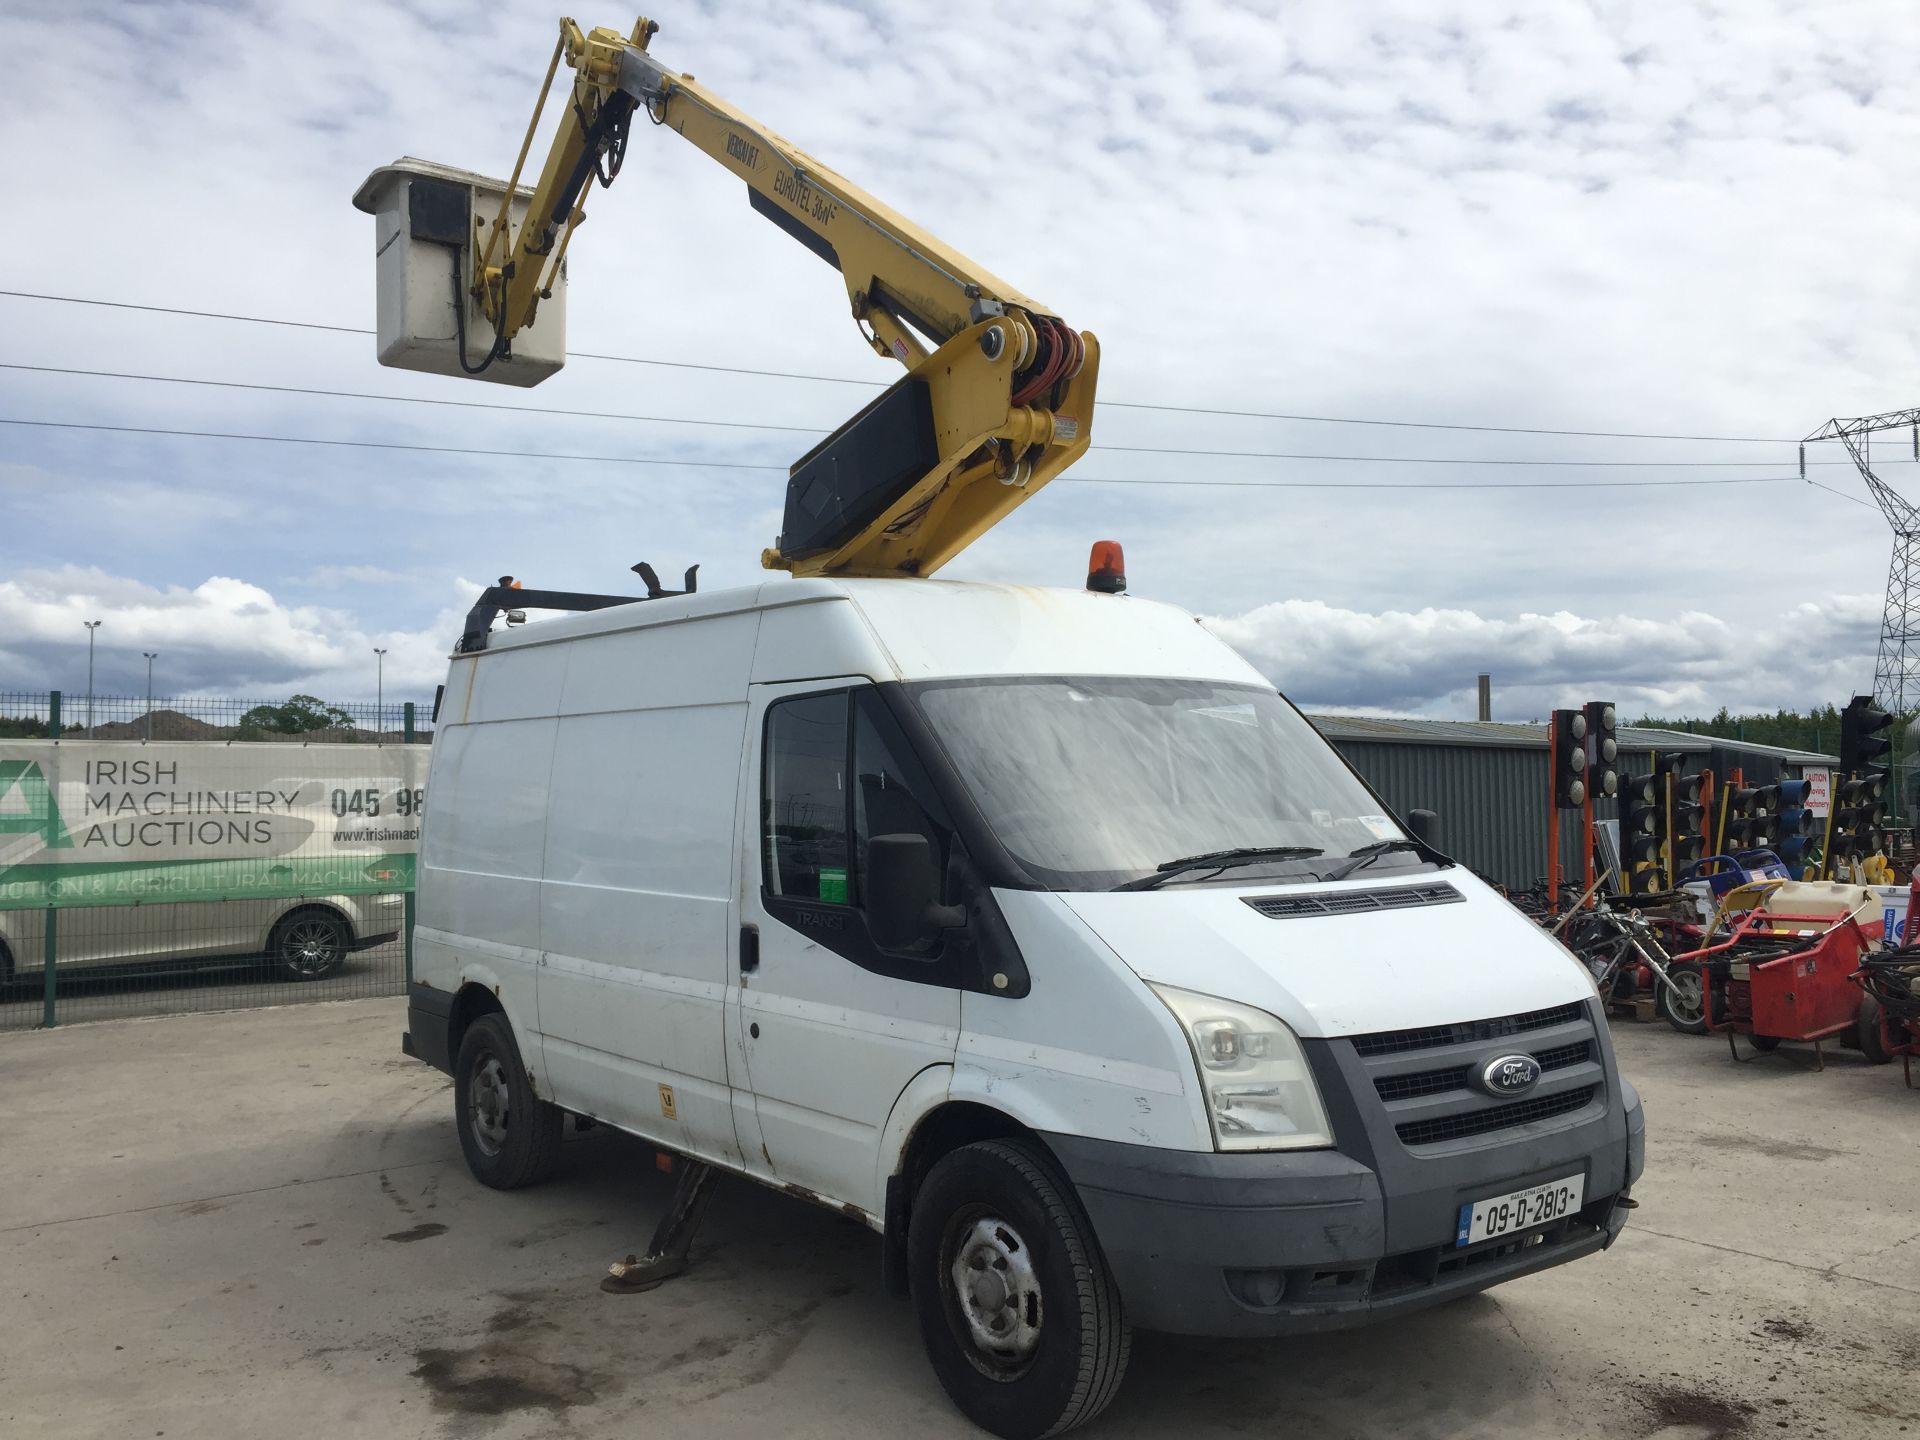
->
0, 288, 1800, 445
0, 361, 1859, 470
0, 416, 1839, 493
1805, 476, 1882, 511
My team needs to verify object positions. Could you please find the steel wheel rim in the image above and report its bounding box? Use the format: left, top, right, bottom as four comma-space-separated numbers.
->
1667, 969, 1705, 1026
282, 919, 341, 977
469, 1055, 510, 1156
943, 1211, 1043, 1378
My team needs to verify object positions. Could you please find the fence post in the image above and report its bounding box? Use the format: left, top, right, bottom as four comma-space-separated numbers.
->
42, 906, 57, 1028
403, 700, 417, 986
48, 690, 61, 739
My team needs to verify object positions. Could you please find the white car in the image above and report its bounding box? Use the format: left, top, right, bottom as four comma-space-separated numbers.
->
1, 890, 405, 983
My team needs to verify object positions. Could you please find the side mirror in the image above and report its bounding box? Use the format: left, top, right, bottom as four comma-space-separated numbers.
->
1407, 809, 1441, 850
866, 834, 964, 951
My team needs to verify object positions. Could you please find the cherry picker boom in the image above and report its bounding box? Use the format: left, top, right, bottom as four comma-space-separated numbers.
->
353, 15, 1098, 580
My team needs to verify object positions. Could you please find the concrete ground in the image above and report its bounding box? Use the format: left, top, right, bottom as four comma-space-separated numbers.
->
2, 1001, 1917, 1440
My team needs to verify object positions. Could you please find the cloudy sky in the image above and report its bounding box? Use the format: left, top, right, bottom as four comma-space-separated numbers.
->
2, 0, 1916, 720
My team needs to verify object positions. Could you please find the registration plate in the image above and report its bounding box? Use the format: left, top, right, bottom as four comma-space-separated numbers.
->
1456, 1174, 1584, 1247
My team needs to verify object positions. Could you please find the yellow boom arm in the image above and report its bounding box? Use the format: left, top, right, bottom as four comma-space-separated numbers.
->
469, 16, 1097, 579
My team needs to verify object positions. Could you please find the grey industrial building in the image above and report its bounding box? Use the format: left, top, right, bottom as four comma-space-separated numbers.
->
1309, 715, 1839, 890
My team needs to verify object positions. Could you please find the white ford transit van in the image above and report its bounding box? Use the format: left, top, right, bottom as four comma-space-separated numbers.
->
403, 574, 1644, 1438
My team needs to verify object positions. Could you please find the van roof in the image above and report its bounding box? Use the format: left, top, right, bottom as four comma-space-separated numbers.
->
472, 577, 1269, 687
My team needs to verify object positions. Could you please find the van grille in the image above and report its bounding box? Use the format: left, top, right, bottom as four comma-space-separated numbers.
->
1243, 882, 1463, 920
1394, 1087, 1598, 1147
1348, 1002, 1603, 1151
1372, 1040, 1592, 1104
1351, 1002, 1584, 1059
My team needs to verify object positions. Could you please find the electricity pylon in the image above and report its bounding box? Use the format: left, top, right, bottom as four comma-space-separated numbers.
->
1806, 408, 1920, 823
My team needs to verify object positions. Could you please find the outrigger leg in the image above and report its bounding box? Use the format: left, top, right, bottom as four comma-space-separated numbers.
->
602, 1156, 717, 1295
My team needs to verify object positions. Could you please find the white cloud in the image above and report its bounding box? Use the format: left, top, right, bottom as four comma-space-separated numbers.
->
0, 562, 1882, 728
1207, 591, 1884, 718
0, 567, 456, 702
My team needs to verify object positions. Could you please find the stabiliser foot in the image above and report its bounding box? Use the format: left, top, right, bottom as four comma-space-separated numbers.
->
602, 1155, 716, 1296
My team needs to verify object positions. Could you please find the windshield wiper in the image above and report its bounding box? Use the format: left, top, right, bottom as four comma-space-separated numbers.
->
1324, 837, 1430, 883
1113, 846, 1325, 892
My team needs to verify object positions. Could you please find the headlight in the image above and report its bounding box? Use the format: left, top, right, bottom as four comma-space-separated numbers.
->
1150, 984, 1333, 1151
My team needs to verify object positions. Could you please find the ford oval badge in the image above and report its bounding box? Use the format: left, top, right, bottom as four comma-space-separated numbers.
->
1480, 1053, 1542, 1097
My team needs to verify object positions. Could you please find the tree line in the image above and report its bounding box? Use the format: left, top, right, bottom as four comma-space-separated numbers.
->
1631, 704, 1857, 755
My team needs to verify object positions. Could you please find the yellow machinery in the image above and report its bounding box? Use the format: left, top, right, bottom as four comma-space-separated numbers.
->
353, 16, 1096, 580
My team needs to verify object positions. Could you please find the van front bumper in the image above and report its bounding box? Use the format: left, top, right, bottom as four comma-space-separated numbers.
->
1040, 1082, 1642, 1337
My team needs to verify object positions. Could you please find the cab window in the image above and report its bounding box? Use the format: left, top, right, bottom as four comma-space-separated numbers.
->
763, 691, 850, 902
763, 689, 954, 930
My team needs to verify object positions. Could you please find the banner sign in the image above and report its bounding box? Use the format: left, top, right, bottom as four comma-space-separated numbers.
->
0, 742, 428, 909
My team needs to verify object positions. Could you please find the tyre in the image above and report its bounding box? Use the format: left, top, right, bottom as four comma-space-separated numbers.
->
1659, 964, 1708, 1035
1748, 1035, 1781, 1052
269, 907, 349, 981
907, 1139, 1130, 1440
453, 1013, 563, 1190
1859, 994, 1896, 1065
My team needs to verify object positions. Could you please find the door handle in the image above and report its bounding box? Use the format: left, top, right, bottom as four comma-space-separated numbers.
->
739, 924, 759, 974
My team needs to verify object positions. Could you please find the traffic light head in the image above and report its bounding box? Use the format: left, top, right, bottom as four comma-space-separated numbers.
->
1550, 709, 1587, 808
1841, 695, 1893, 776
1667, 763, 1705, 870
1618, 770, 1661, 892
1584, 700, 1618, 799
1775, 778, 1813, 868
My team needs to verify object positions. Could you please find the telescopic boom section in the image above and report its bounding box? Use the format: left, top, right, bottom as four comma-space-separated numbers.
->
472, 15, 1097, 579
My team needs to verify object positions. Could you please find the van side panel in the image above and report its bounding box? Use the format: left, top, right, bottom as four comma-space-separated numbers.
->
418, 717, 556, 951
464, 642, 570, 722
537, 704, 749, 1158
415, 713, 558, 1087
533, 611, 760, 1163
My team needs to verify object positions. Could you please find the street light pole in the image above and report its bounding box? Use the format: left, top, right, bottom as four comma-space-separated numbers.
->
83, 620, 101, 733
143, 653, 158, 742
374, 648, 387, 738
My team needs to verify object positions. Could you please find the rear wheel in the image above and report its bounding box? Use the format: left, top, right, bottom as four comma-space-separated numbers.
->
1859, 994, 1897, 1065
454, 1013, 562, 1189
908, 1139, 1130, 1439
269, 908, 348, 981
1660, 964, 1708, 1035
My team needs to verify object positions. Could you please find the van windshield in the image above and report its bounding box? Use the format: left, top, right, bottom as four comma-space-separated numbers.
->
911, 676, 1413, 891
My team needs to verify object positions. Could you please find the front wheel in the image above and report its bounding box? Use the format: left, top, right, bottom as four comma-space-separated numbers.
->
1659, 964, 1708, 1035
908, 1139, 1130, 1440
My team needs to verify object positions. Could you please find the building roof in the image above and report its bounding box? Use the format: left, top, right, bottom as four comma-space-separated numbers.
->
1307, 713, 1837, 766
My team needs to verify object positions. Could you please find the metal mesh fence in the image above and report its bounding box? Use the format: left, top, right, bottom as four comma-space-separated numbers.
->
1, 736, 426, 1031
0, 904, 412, 1031
0, 691, 435, 743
